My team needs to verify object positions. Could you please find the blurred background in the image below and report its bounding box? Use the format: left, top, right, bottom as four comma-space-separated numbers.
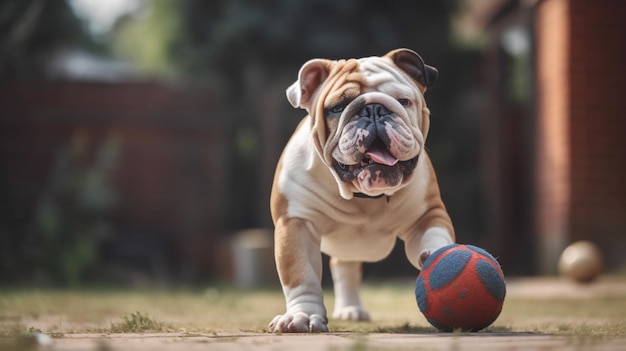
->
0, 0, 624, 288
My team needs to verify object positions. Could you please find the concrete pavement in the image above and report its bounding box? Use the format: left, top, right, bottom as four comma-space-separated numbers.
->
46, 331, 626, 351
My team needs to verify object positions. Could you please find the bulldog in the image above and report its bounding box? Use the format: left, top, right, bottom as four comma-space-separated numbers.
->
268, 49, 455, 333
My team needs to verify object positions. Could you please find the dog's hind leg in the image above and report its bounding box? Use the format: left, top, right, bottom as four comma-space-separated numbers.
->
330, 258, 371, 321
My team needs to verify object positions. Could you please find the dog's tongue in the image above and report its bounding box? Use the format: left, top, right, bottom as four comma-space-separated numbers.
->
365, 145, 399, 166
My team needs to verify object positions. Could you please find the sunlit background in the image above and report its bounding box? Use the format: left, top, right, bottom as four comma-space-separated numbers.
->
0, 0, 624, 287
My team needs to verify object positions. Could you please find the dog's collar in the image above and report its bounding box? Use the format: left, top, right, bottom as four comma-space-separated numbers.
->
353, 192, 391, 202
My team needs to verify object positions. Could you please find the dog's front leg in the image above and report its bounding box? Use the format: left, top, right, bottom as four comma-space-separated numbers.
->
405, 226, 455, 270
269, 217, 328, 333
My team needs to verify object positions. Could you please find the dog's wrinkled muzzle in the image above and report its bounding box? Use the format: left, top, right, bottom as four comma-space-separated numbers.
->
327, 93, 424, 196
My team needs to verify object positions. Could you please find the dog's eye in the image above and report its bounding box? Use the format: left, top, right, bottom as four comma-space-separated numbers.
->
329, 103, 348, 114
397, 98, 411, 107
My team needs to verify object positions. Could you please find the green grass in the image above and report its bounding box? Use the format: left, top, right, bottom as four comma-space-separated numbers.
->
1, 280, 625, 337
109, 311, 171, 333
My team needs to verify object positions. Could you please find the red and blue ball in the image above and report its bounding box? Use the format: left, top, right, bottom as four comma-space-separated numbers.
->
415, 244, 506, 332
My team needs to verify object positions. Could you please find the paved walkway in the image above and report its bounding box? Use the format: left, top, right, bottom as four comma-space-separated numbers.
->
46, 332, 626, 351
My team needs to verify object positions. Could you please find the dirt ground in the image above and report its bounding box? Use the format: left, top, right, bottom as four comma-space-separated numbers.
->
2, 276, 626, 351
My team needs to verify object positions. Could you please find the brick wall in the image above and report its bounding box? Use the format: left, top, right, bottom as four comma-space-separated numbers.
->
567, 0, 626, 269
0, 81, 228, 281
535, 0, 626, 272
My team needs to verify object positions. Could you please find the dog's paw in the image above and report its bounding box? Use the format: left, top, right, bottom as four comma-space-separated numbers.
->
332, 306, 371, 321
268, 312, 329, 333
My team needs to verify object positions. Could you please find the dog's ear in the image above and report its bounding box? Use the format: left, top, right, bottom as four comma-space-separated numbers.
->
287, 59, 332, 109
386, 48, 438, 90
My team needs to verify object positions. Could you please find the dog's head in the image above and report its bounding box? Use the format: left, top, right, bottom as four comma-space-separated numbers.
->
287, 48, 438, 199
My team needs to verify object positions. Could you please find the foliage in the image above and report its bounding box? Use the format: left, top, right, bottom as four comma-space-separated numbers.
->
111, 0, 182, 77
0, 0, 97, 80
36, 133, 119, 286
0, 132, 120, 286
137, 0, 458, 78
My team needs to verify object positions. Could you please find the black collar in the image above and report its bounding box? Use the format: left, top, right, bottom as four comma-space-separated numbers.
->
353, 193, 391, 202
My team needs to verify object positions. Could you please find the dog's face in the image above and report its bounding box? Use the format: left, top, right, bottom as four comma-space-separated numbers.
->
287, 49, 438, 198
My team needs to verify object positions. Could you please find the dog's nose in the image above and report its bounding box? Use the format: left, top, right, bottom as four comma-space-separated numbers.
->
359, 103, 391, 120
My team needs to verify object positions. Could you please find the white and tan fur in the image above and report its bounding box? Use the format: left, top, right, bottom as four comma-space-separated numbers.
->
269, 49, 455, 333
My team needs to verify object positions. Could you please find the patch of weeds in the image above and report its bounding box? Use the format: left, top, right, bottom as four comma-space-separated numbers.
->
109, 311, 171, 333
0, 323, 28, 338
481, 325, 513, 333
373, 322, 434, 334
26, 326, 42, 334
0, 324, 63, 339
0, 325, 57, 351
